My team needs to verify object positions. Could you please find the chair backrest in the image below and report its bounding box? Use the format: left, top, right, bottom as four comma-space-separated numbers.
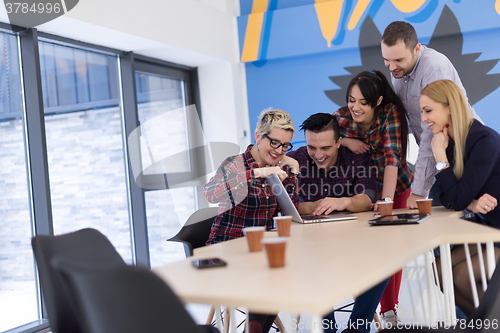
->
168, 207, 218, 256
57, 263, 205, 333
469, 258, 500, 331
31, 228, 126, 333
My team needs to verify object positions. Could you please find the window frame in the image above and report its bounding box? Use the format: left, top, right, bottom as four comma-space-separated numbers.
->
0, 23, 202, 333
132, 57, 205, 192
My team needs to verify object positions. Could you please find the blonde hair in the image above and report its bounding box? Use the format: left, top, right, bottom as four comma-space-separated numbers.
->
255, 108, 295, 136
421, 80, 473, 179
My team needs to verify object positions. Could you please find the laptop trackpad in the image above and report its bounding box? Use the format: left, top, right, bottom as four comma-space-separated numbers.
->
300, 213, 356, 223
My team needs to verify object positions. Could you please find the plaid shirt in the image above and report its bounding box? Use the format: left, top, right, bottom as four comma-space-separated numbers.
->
286, 146, 379, 203
333, 104, 413, 196
203, 145, 299, 245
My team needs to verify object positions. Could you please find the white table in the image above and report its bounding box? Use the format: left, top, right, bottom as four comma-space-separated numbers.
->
154, 207, 500, 332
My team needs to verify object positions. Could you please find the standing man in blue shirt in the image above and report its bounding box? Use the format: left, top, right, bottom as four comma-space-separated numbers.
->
379, 20, 481, 326
381, 21, 481, 208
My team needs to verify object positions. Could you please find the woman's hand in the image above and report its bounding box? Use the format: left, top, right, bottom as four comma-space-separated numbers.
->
277, 155, 300, 174
341, 138, 370, 154
373, 200, 391, 212
254, 156, 299, 181
431, 126, 450, 162
253, 166, 287, 181
467, 193, 498, 215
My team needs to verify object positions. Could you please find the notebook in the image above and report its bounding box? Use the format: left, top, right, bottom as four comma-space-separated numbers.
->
266, 174, 357, 224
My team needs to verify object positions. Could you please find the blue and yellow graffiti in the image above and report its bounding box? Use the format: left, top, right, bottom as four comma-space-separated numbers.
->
241, 0, 498, 62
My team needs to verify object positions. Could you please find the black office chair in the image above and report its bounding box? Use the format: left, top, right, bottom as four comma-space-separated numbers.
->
168, 207, 225, 327
31, 228, 126, 333
55, 262, 219, 333
168, 207, 287, 332
168, 206, 218, 256
379, 258, 500, 333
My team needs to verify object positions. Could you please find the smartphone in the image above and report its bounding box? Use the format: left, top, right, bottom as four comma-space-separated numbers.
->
191, 258, 227, 269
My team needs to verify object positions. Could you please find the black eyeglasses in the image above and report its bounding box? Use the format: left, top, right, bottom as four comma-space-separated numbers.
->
263, 134, 293, 151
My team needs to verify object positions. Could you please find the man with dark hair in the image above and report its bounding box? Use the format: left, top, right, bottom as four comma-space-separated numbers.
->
381, 21, 481, 208
287, 113, 386, 333
287, 113, 378, 214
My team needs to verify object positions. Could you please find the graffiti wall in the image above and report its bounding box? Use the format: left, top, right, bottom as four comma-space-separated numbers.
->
238, 0, 500, 146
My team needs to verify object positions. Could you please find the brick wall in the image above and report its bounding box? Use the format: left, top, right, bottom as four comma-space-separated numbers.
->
0, 107, 193, 283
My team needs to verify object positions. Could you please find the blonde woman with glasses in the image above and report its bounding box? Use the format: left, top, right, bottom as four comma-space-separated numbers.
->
203, 108, 299, 333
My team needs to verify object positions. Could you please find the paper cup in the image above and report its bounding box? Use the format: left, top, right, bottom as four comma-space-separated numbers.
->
261, 237, 288, 268
243, 226, 266, 252
273, 216, 292, 237
378, 201, 393, 216
416, 198, 433, 215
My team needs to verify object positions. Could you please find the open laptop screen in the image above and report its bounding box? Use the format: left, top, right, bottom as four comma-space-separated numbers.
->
266, 174, 357, 223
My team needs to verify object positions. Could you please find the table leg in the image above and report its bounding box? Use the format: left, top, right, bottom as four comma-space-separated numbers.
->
403, 261, 418, 323
310, 315, 324, 333
486, 241, 496, 279
439, 243, 456, 326
413, 256, 428, 324
215, 306, 223, 332
431, 255, 445, 325
223, 308, 230, 333
290, 313, 299, 333
425, 251, 437, 326
274, 314, 287, 333
245, 311, 249, 333
229, 307, 236, 333
476, 243, 488, 292
206, 306, 215, 325
464, 243, 480, 308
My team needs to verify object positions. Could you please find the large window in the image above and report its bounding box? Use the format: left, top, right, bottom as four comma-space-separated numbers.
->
0, 26, 201, 333
39, 41, 133, 262
0, 30, 38, 333
135, 71, 189, 174
134, 63, 201, 268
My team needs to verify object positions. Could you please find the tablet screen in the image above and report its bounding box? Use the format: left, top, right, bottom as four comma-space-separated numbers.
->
369, 213, 430, 225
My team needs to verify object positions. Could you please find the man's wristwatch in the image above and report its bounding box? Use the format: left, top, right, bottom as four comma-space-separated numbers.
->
436, 161, 450, 173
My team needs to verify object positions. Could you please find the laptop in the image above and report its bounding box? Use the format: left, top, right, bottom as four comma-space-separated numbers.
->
266, 174, 357, 224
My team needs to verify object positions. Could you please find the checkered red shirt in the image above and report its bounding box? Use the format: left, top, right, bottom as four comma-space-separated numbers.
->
203, 145, 299, 244
333, 104, 413, 196
286, 146, 379, 203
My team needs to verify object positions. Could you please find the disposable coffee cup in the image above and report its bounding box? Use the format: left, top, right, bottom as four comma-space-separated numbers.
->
416, 198, 433, 215
261, 237, 288, 268
243, 226, 266, 252
378, 201, 393, 216
273, 215, 292, 237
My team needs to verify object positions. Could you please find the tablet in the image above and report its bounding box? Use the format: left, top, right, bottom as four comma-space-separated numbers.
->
369, 213, 430, 226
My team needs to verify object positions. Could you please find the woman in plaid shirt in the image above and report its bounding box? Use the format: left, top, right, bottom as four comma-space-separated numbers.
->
203, 108, 300, 246
333, 70, 413, 327
203, 109, 300, 333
